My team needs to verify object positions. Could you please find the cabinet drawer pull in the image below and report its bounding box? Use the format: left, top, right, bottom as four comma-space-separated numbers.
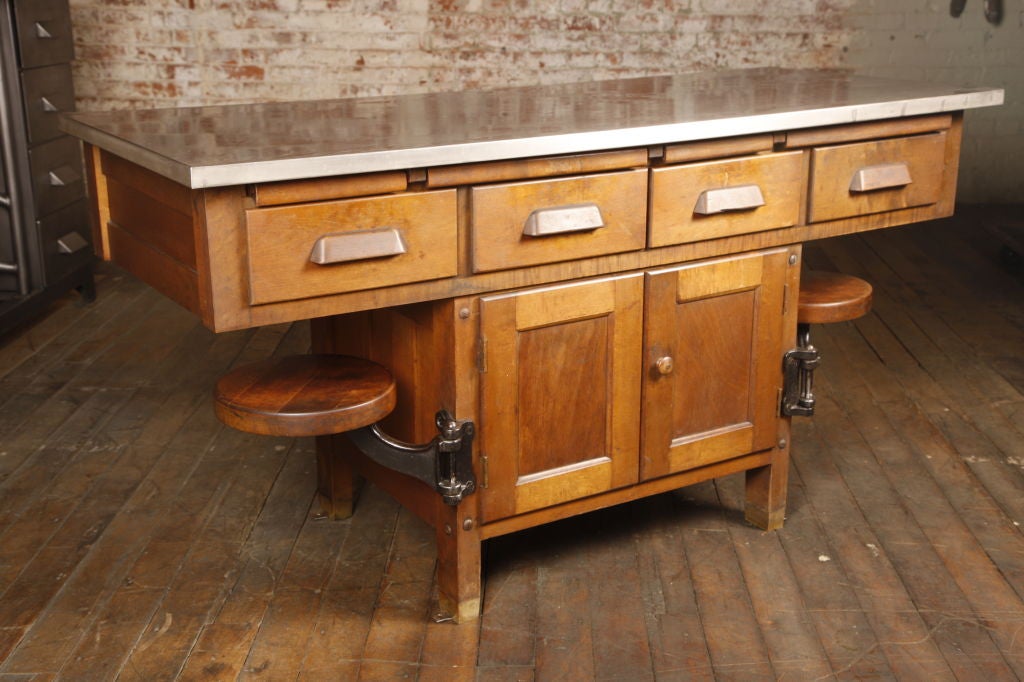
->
849, 162, 912, 192
48, 166, 81, 187
522, 203, 605, 237
309, 227, 407, 265
57, 231, 89, 255
655, 356, 674, 376
693, 184, 765, 215
40, 96, 59, 113
34, 22, 54, 39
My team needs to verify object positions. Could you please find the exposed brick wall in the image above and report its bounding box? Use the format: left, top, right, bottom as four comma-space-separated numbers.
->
67, 0, 853, 110
842, 0, 1023, 202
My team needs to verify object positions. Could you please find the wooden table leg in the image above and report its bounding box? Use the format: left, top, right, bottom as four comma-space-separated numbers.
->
315, 434, 361, 519
435, 503, 483, 623
310, 313, 373, 519
744, 421, 791, 530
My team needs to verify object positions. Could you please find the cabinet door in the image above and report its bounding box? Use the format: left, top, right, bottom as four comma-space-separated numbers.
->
479, 274, 644, 521
642, 249, 791, 480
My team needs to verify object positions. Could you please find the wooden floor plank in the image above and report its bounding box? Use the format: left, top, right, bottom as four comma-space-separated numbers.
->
678, 482, 776, 681
638, 496, 715, 681
178, 438, 314, 680
789, 412, 958, 680
475, 531, 539, 669
357, 506, 435, 668
297, 485, 399, 678
774, 457, 896, 678
585, 508, 655, 680
531, 530, 597, 682
814, 373, 1021, 679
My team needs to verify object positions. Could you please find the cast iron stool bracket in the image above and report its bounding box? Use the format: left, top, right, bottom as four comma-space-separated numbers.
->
781, 324, 821, 417
346, 410, 477, 506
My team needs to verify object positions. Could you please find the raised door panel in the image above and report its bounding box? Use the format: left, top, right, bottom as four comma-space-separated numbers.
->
479, 274, 644, 521
641, 249, 790, 480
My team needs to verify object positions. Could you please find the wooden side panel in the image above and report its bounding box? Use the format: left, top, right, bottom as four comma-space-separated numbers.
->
106, 178, 196, 268
106, 223, 200, 314
808, 132, 947, 223
82, 144, 110, 259
100, 152, 193, 214
641, 248, 790, 480
649, 151, 805, 247
479, 274, 643, 521
99, 150, 201, 317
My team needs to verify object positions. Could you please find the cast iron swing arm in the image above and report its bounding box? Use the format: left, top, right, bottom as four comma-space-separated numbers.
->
346, 410, 477, 506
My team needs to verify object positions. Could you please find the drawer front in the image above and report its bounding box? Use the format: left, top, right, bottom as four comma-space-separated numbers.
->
29, 136, 85, 215
13, 0, 75, 68
21, 64, 75, 145
808, 132, 947, 223
39, 199, 93, 282
470, 169, 647, 273
649, 152, 804, 247
245, 190, 457, 305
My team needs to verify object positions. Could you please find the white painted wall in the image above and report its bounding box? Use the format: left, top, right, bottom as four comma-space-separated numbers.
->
845, 0, 1023, 203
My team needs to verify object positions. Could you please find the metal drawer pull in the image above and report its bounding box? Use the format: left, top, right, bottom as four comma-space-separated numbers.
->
48, 166, 81, 187
523, 203, 604, 237
57, 231, 89, 255
35, 22, 53, 39
309, 227, 407, 265
41, 97, 59, 113
849, 162, 912, 192
0, 194, 10, 207
693, 184, 766, 215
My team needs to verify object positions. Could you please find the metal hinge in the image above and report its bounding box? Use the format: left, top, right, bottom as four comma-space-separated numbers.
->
480, 454, 489, 488
346, 411, 477, 506
781, 325, 820, 417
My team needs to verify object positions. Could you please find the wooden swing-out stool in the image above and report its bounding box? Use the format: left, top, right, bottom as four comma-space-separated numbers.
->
782, 270, 873, 417
213, 354, 477, 509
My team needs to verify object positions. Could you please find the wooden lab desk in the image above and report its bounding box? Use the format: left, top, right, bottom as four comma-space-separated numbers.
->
62, 69, 1002, 621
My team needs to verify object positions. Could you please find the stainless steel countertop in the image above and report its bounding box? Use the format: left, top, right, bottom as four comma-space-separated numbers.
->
61, 68, 1003, 189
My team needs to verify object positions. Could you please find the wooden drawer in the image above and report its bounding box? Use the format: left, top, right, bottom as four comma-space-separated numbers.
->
469, 169, 647, 273
649, 152, 804, 247
245, 190, 457, 305
808, 132, 947, 223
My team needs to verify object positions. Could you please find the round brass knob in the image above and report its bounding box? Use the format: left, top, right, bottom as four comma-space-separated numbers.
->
655, 356, 674, 376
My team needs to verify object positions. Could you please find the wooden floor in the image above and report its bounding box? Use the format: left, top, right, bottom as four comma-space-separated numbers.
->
1, 207, 1022, 681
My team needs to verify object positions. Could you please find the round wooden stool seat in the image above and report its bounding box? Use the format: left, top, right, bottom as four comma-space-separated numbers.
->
214, 355, 396, 437
798, 271, 873, 325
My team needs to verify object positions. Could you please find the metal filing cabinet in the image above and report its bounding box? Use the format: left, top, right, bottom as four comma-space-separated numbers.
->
1, 0, 93, 337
